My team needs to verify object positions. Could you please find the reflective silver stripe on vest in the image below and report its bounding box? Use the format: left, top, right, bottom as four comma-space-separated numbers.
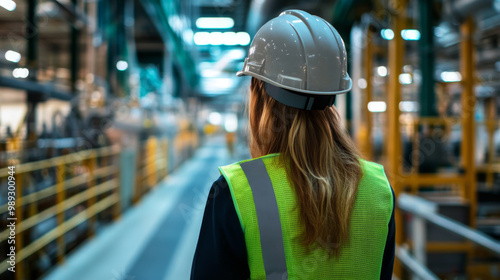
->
240, 159, 288, 280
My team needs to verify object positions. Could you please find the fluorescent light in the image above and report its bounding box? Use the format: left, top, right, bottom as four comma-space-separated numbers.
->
194, 32, 211, 45
440, 71, 461, 82
201, 77, 236, 94
207, 77, 234, 89
12, 68, 29, 79
377, 66, 388, 77
210, 32, 224, 45
226, 49, 246, 60
196, 17, 234, 29
399, 73, 412, 84
399, 101, 419, 112
381, 29, 394, 40
401, 29, 421, 40
368, 101, 387, 113
224, 114, 238, 132
200, 69, 220, 78
194, 32, 251, 46
235, 32, 251, 45
5, 50, 21, 63
358, 78, 367, 89
116, 60, 128, 71
208, 112, 222, 125
0, 0, 16, 11
222, 32, 238, 45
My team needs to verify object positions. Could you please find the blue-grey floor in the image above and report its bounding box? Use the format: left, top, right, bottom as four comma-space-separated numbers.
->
43, 135, 250, 280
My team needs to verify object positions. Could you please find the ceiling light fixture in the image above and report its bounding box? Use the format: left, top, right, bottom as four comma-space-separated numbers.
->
116, 60, 128, 71
377, 66, 388, 77
5, 50, 21, 63
12, 68, 29, 79
399, 73, 413, 84
0, 0, 16, 11
368, 101, 387, 113
196, 17, 234, 29
440, 71, 462, 82
381, 29, 394, 40
401, 29, 421, 40
194, 32, 251, 46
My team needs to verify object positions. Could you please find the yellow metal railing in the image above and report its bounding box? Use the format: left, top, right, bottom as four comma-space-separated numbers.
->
398, 117, 464, 194
133, 132, 198, 204
0, 132, 199, 279
397, 116, 500, 190
0, 146, 121, 280
134, 137, 169, 202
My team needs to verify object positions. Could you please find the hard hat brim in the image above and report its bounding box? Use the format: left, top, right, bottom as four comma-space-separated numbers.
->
236, 70, 352, 96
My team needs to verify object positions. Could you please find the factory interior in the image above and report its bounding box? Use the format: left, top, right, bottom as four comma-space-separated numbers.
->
1, 0, 500, 279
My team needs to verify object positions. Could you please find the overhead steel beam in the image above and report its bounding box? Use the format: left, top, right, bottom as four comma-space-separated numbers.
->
51, 0, 90, 29
0, 77, 73, 101
140, 0, 198, 92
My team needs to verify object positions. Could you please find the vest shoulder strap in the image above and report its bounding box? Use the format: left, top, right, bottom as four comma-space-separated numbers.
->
220, 154, 287, 279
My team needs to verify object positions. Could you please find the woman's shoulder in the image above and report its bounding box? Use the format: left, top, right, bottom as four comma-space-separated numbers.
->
358, 159, 392, 193
359, 159, 384, 171
357, 160, 394, 215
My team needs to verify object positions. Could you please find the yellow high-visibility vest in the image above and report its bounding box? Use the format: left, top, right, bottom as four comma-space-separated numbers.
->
220, 153, 393, 280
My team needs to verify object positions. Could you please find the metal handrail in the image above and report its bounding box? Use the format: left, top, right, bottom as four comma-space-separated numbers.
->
0, 165, 118, 212
0, 179, 118, 243
0, 137, 175, 280
398, 194, 500, 256
395, 246, 439, 280
0, 145, 119, 174
0, 145, 122, 278
0, 194, 119, 273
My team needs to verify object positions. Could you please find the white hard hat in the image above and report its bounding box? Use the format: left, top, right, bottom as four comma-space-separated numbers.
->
237, 10, 352, 110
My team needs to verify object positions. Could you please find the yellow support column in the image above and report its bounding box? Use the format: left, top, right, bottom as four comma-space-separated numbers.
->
87, 153, 97, 236
113, 151, 121, 221
387, 0, 406, 276
460, 17, 476, 228
162, 139, 169, 178
56, 164, 66, 264
147, 137, 158, 187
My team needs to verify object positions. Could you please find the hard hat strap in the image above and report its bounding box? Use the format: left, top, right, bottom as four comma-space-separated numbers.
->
263, 82, 336, 110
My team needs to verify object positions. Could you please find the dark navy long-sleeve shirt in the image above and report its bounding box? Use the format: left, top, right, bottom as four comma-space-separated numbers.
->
191, 175, 396, 280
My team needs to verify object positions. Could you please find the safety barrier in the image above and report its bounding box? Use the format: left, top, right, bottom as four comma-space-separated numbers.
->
0, 130, 199, 280
134, 137, 168, 201
399, 116, 500, 189
0, 145, 121, 280
397, 194, 500, 279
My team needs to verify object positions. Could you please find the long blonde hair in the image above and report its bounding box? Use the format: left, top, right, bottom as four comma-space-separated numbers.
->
248, 78, 362, 257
